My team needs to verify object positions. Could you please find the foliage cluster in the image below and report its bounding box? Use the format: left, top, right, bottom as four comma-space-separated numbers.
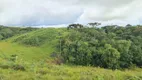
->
60, 26, 142, 69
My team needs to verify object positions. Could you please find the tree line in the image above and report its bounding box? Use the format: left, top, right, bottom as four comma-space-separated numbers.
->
0, 25, 38, 40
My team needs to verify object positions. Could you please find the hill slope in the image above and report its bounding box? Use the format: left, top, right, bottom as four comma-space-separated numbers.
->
0, 28, 68, 61
0, 27, 142, 80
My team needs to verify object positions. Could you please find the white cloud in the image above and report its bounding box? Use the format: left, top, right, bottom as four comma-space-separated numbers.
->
77, 0, 142, 26
0, 0, 142, 26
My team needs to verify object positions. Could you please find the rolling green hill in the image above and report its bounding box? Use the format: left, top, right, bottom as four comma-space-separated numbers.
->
0, 28, 68, 61
0, 27, 142, 80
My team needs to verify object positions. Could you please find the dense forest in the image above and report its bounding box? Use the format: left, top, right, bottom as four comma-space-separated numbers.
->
58, 24, 142, 69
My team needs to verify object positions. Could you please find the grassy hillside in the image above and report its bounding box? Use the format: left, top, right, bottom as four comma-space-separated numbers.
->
0, 27, 142, 80
0, 28, 71, 62
0, 28, 68, 61
0, 64, 142, 80
11, 28, 68, 46
0, 41, 49, 62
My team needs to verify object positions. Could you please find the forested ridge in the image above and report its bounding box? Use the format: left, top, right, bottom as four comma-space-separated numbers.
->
59, 25, 142, 69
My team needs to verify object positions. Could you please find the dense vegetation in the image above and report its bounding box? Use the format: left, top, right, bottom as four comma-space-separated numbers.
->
0, 25, 38, 40
60, 25, 142, 69
2, 24, 142, 70
0, 25, 142, 80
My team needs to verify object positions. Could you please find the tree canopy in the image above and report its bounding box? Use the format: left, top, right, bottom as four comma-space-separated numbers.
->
59, 24, 142, 69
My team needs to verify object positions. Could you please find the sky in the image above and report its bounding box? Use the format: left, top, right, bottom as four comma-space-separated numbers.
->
0, 0, 142, 27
